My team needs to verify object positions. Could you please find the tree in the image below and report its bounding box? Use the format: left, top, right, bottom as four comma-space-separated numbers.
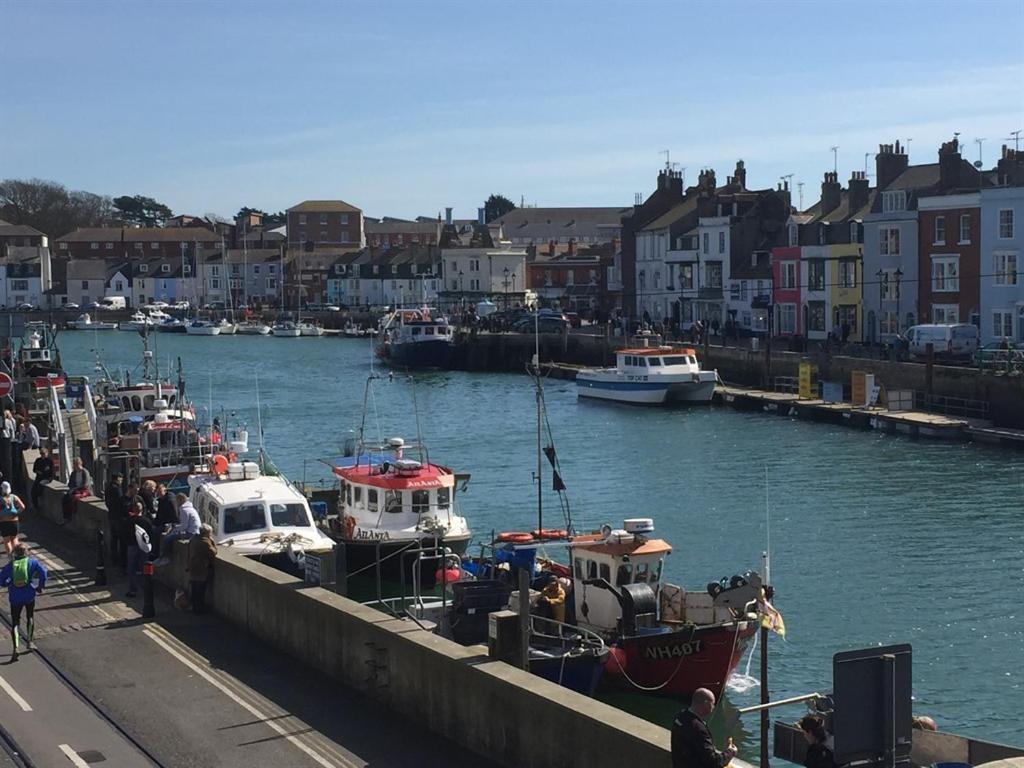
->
0, 177, 117, 237
113, 195, 173, 227
484, 194, 516, 223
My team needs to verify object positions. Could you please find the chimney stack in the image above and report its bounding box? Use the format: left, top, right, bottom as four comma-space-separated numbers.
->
821, 171, 842, 216
477, 207, 486, 225
875, 141, 909, 190
848, 171, 869, 214
938, 137, 963, 189
445, 207, 453, 226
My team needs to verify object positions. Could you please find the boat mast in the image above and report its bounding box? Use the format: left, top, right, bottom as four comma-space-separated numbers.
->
535, 306, 542, 534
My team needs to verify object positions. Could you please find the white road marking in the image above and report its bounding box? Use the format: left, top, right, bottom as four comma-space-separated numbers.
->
143, 629, 345, 768
58, 743, 90, 767
31, 550, 117, 623
0, 675, 32, 712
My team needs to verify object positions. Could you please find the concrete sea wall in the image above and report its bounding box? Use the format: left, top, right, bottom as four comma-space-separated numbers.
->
30, 478, 674, 768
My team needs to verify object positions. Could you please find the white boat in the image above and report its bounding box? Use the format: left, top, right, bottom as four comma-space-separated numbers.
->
188, 461, 335, 575
148, 309, 173, 323
120, 312, 157, 332
576, 345, 718, 405
68, 313, 117, 331
343, 322, 361, 338
298, 322, 324, 337
236, 321, 271, 335
272, 321, 301, 337
185, 320, 221, 336
217, 319, 237, 335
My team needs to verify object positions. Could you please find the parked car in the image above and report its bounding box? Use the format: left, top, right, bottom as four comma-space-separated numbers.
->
976, 340, 1024, 367
325, 304, 341, 312
204, 301, 226, 311
173, 301, 191, 310
304, 303, 325, 312
14, 302, 35, 311
907, 324, 979, 360
63, 302, 80, 310
97, 296, 127, 310
512, 315, 569, 333
143, 301, 169, 311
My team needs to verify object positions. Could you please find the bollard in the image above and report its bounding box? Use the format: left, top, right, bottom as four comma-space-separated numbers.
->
95, 529, 107, 586
142, 561, 155, 618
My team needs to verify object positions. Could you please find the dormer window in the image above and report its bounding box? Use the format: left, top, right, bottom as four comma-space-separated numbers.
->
140, 264, 149, 273
161, 264, 170, 273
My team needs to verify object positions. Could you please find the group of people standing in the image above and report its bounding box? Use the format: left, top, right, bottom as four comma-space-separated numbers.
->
103, 475, 217, 611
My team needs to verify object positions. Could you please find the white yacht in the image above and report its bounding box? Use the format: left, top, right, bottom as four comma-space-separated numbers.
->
217, 319, 237, 335
236, 321, 271, 335
576, 346, 718, 405
185, 319, 221, 336
120, 312, 157, 332
272, 321, 301, 337
189, 461, 335, 575
68, 313, 117, 330
298, 322, 325, 337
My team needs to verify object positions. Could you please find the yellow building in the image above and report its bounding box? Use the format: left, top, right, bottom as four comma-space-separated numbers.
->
827, 244, 862, 342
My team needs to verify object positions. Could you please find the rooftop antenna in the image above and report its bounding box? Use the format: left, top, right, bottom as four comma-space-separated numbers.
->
780, 173, 793, 194
679, 166, 686, 188
660, 149, 671, 170
1005, 129, 1021, 152
974, 138, 986, 168
905, 138, 913, 156
830, 146, 839, 174
864, 152, 871, 175
797, 182, 805, 210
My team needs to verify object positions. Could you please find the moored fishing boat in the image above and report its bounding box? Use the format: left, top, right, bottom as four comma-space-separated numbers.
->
67, 313, 117, 330
576, 346, 718, 405
157, 317, 187, 333
375, 307, 454, 368
14, 324, 66, 395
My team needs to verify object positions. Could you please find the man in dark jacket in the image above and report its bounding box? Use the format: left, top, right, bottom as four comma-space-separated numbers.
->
104, 473, 126, 567
31, 446, 54, 511
671, 688, 737, 768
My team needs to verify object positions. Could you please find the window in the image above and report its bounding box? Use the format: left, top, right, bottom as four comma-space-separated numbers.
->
934, 216, 946, 245
788, 223, 798, 246
320, 214, 328, 225
836, 304, 858, 332
932, 304, 959, 324
396, 234, 403, 245
999, 209, 1014, 239
839, 259, 857, 288
10, 279, 28, 291
211, 266, 220, 276
115, 280, 124, 291
266, 278, 276, 289
993, 310, 1014, 339
134, 242, 143, 250
320, 230, 328, 242
706, 262, 722, 288
80, 280, 88, 289
718, 232, 725, 253
450, 260, 458, 272
139, 264, 148, 273
161, 264, 170, 273
879, 227, 901, 256
818, 225, 827, 246
183, 265, 191, 275
808, 301, 826, 332
849, 222, 860, 243
90, 242, 99, 249
254, 265, 260, 274
340, 214, 349, 225
679, 264, 694, 290
777, 303, 796, 334
138, 279, 145, 288
223, 504, 266, 534
298, 214, 307, 225
151, 242, 159, 250
270, 503, 309, 527
384, 491, 402, 514
807, 260, 825, 291
882, 190, 907, 212
959, 214, 971, 244
105, 242, 114, 250
781, 262, 797, 289
931, 255, 959, 292
411, 490, 430, 515
341, 230, 350, 242
211, 279, 220, 289
300, 230, 307, 242
367, 488, 378, 512
881, 310, 899, 335
740, 280, 748, 300
993, 252, 1018, 285
269, 264, 276, 274
730, 282, 740, 301
702, 233, 709, 254
59, 242, 68, 250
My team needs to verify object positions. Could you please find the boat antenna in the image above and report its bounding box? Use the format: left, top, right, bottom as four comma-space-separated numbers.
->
409, 375, 426, 465
763, 463, 771, 585
255, 372, 266, 467
533, 304, 542, 534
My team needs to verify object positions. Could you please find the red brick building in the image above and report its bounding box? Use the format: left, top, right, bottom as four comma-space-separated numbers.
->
0, 221, 47, 249
54, 227, 220, 261
527, 245, 616, 312
917, 193, 982, 325
287, 200, 364, 250
364, 218, 440, 248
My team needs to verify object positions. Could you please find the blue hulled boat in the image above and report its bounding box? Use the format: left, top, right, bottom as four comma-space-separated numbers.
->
375, 307, 455, 368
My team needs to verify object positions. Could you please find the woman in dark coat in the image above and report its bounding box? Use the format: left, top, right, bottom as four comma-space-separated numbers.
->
799, 715, 835, 768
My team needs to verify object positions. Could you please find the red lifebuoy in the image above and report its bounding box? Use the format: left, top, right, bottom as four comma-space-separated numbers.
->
210, 454, 228, 475
532, 528, 568, 540
496, 532, 534, 543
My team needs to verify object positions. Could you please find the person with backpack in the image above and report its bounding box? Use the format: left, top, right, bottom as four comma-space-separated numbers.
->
122, 500, 154, 598
0, 543, 47, 661
0, 481, 26, 558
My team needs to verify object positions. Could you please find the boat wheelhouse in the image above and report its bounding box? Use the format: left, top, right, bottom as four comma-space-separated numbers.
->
68, 313, 118, 331
15, 325, 66, 394
375, 307, 454, 368
190, 461, 335, 575
566, 518, 760, 698
576, 346, 718, 405
326, 436, 471, 580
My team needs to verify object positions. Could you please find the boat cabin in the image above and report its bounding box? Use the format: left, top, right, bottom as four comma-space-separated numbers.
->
19, 332, 53, 368
383, 308, 453, 341
615, 347, 701, 374
191, 464, 317, 540
568, 518, 671, 633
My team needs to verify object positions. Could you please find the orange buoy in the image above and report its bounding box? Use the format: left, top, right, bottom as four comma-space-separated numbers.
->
496, 532, 534, 544
210, 454, 229, 475
435, 567, 462, 584
532, 528, 568, 540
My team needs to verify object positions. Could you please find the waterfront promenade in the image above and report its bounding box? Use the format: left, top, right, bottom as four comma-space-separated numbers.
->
1, 508, 497, 768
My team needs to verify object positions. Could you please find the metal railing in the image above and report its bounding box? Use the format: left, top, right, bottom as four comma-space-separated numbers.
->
913, 392, 990, 420
48, 382, 71, 482
768, 376, 800, 393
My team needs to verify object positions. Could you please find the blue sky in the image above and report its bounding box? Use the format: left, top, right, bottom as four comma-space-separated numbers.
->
2, 0, 1022, 220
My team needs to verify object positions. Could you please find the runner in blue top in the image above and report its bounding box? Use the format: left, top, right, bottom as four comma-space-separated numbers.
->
0, 543, 47, 661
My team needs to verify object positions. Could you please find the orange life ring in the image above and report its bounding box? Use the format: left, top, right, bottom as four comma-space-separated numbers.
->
532, 528, 568, 540
209, 454, 229, 475
496, 532, 534, 543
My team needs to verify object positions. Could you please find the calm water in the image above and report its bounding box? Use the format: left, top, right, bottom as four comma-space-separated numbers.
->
57, 330, 1024, 746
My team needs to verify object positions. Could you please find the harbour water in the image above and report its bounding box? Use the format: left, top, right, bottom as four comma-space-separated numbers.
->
59, 331, 1024, 745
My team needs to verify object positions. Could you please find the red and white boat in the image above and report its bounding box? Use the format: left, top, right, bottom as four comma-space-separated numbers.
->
562, 518, 764, 698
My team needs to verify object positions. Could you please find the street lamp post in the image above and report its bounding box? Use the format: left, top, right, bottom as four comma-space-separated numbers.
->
503, 266, 510, 310
458, 270, 464, 318
894, 267, 903, 334
876, 268, 885, 341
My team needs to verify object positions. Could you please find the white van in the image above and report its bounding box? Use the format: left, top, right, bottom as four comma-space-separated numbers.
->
97, 296, 127, 310
907, 324, 979, 359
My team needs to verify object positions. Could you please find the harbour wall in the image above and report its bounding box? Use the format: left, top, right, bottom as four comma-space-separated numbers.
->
449, 334, 1024, 427
27, 474, 676, 768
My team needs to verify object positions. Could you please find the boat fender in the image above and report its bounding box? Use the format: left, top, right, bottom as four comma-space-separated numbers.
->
532, 528, 568, 540
496, 532, 534, 544
435, 567, 462, 584
604, 646, 627, 675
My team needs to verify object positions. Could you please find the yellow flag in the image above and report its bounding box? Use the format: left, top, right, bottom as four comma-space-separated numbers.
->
759, 588, 786, 638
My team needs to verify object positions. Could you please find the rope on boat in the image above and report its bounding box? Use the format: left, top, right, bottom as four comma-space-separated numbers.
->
607, 624, 698, 693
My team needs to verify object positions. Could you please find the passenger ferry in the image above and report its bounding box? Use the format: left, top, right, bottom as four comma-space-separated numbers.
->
190, 457, 335, 575
325, 436, 471, 582
375, 307, 454, 368
576, 346, 718, 405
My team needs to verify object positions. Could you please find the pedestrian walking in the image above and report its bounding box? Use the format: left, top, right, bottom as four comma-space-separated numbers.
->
123, 501, 154, 598
0, 481, 26, 558
186, 524, 217, 613
671, 687, 737, 768
0, 543, 47, 661
31, 445, 54, 512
